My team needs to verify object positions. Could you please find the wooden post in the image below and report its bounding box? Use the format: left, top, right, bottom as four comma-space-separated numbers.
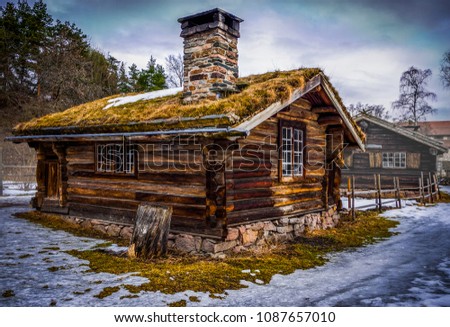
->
420, 172, 425, 204
396, 177, 402, 209
351, 175, 356, 220
128, 203, 172, 259
433, 173, 440, 200
393, 177, 398, 208
0, 146, 3, 197
427, 177, 432, 204
429, 172, 434, 202
347, 176, 351, 210
377, 174, 382, 212
419, 177, 423, 204
374, 174, 378, 210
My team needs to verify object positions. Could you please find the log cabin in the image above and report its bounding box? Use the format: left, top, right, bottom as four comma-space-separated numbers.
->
343, 114, 446, 189
399, 120, 450, 178
8, 8, 365, 254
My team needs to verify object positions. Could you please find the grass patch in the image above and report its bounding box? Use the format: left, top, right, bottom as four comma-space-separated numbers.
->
66, 210, 397, 296
94, 242, 113, 248
14, 211, 129, 246
2, 290, 15, 298
120, 294, 139, 300
168, 300, 187, 307
43, 247, 60, 251
48, 266, 67, 272
438, 191, 450, 203
14, 68, 362, 143
188, 296, 200, 302
94, 286, 121, 299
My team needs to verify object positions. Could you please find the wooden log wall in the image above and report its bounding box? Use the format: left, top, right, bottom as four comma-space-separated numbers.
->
226, 99, 327, 225
342, 121, 439, 188
64, 137, 221, 237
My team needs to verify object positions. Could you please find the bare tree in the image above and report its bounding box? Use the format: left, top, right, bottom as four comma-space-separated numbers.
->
165, 54, 183, 88
347, 102, 390, 120
392, 66, 437, 125
440, 50, 450, 89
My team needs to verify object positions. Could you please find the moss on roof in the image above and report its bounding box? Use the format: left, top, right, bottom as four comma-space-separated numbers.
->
14, 68, 360, 139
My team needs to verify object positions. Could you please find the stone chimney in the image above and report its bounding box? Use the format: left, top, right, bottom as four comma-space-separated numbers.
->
178, 8, 243, 103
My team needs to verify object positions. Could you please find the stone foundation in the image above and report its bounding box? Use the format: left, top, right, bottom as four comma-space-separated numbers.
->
167, 205, 339, 257
59, 205, 339, 257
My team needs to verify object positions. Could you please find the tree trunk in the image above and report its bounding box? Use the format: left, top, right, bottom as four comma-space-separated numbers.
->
128, 203, 172, 259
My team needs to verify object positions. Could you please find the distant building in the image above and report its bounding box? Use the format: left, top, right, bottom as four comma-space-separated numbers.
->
400, 121, 450, 178
343, 114, 446, 188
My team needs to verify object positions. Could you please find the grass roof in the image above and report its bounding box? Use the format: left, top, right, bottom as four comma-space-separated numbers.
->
14, 68, 355, 137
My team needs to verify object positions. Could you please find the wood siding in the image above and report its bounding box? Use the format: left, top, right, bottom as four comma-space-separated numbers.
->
34, 100, 348, 237
63, 139, 221, 237
343, 120, 438, 188
226, 101, 330, 225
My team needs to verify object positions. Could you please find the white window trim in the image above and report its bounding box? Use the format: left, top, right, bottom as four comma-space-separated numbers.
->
382, 152, 406, 169
282, 126, 304, 177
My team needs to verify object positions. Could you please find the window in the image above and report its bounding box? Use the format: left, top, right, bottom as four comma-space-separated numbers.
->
281, 123, 304, 178
96, 143, 136, 174
382, 152, 406, 168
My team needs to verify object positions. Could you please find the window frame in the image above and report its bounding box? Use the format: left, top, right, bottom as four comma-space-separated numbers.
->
95, 142, 137, 176
382, 151, 406, 169
279, 120, 306, 182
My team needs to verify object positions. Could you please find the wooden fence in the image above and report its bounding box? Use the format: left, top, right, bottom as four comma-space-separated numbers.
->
342, 172, 440, 219
0, 161, 36, 196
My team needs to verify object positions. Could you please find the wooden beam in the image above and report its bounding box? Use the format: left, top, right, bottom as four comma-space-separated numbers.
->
318, 115, 343, 126
290, 98, 312, 110
311, 106, 336, 114
236, 74, 322, 132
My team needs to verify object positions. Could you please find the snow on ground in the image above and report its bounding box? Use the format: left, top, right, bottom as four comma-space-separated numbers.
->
103, 87, 182, 110
0, 188, 449, 306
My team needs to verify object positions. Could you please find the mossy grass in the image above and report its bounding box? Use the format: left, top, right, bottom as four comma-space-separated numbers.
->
168, 300, 187, 307
14, 68, 362, 142
62, 210, 398, 296
438, 191, 450, 203
2, 290, 15, 298
15, 209, 396, 297
14, 211, 129, 246
15, 69, 316, 132
94, 286, 121, 299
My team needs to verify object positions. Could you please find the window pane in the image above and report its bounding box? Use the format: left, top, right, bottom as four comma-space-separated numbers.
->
97, 145, 105, 172
293, 128, 303, 176
282, 127, 292, 176
125, 145, 135, 174
114, 144, 123, 172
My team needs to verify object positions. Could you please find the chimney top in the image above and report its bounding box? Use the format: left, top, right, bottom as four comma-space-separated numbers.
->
178, 8, 244, 103
178, 8, 243, 38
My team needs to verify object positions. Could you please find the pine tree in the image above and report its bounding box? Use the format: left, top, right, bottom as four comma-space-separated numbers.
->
0, 0, 126, 131
128, 63, 139, 91
117, 62, 131, 93
135, 56, 167, 92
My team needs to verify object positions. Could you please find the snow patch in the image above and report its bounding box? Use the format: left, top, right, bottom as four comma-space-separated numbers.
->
103, 87, 182, 110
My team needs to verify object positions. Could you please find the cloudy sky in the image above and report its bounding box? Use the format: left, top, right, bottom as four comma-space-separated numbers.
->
10, 0, 450, 120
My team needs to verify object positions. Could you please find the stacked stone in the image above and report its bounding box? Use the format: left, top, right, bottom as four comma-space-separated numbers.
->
182, 28, 239, 102
60, 216, 133, 239
60, 205, 339, 257
166, 205, 340, 257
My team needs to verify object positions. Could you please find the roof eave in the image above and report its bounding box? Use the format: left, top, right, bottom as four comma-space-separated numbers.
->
234, 73, 366, 151
5, 127, 249, 143
319, 73, 365, 151
355, 114, 448, 153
